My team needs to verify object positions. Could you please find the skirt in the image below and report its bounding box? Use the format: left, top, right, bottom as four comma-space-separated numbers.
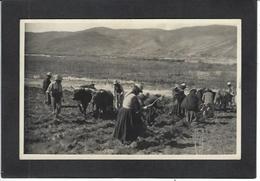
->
113, 108, 144, 142
173, 102, 185, 118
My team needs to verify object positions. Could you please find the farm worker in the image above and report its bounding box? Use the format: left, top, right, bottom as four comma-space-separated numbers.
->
181, 89, 199, 124
202, 88, 215, 118
140, 93, 162, 126
42, 72, 52, 105
113, 83, 149, 144
113, 80, 124, 109
46, 74, 63, 117
226, 81, 236, 109
171, 84, 186, 120
226, 82, 235, 96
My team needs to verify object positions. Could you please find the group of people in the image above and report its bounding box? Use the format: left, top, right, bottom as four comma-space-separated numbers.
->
41, 72, 235, 144
42, 72, 127, 118
42, 72, 63, 117
42, 73, 153, 143
171, 82, 235, 124
113, 81, 236, 144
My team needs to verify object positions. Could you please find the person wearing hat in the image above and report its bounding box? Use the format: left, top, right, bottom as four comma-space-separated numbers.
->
180, 83, 186, 91
113, 83, 147, 144
181, 88, 199, 125
226, 82, 235, 96
42, 72, 52, 105
178, 82, 187, 100
171, 84, 186, 120
113, 80, 124, 109
46, 74, 63, 117
226, 81, 236, 109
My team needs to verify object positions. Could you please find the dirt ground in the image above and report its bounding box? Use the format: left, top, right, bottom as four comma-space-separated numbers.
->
24, 86, 237, 155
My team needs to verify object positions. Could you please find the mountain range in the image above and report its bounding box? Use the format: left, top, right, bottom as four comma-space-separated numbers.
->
25, 25, 237, 64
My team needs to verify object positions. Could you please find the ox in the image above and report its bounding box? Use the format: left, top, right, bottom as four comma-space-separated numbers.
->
72, 88, 93, 117
92, 89, 114, 118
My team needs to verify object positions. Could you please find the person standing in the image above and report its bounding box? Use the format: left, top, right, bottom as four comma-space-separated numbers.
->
113, 80, 124, 109
181, 89, 199, 125
226, 82, 236, 109
113, 83, 148, 144
42, 72, 52, 105
226, 82, 235, 96
202, 88, 215, 118
46, 74, 63, 117
172, 85, 186, 119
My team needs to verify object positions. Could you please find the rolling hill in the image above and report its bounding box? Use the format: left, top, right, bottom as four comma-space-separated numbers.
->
25, 25, 237, 64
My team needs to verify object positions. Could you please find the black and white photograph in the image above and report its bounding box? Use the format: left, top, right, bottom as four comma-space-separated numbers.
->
19, 19, 241, 160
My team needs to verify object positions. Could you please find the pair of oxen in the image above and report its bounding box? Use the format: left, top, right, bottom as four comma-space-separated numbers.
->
72, 85, 114, 118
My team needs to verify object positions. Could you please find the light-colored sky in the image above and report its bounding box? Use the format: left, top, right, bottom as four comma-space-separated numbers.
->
23, 19, 240, 32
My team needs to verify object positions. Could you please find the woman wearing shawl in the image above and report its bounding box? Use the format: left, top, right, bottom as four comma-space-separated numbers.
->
172, 85, 186, 119
181, 88, 199, 124
113, 83, 148, 143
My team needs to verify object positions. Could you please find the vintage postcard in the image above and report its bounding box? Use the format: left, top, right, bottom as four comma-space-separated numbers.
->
19, 19, 241, 160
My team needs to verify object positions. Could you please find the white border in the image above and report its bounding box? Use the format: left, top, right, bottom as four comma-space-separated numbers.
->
19, 19, 241, 160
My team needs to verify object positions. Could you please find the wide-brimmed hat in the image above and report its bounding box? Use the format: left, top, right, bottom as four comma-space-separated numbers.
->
46, 72, 52, 76
180, 83, 186, 89
134, 83, 143, 92
55, 74, 62, 81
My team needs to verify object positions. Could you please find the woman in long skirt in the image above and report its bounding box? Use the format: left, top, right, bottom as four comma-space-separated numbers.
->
113, 83, 147, 143
172, 86, 186, 119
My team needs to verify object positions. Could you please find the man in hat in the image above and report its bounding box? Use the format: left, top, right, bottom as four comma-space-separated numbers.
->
178, 82, 187, 100
226, 81, 235, 109
46, 74, 63, 117
42, 72, 52, 105
227, 82, 235, 96
113, 80, 124, 109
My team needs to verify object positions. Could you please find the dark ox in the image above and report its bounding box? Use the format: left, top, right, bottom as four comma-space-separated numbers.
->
92, 89, 114, 118
73, 88, 93, 116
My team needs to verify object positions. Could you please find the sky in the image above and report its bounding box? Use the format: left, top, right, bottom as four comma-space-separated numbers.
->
23, 19, 240, 32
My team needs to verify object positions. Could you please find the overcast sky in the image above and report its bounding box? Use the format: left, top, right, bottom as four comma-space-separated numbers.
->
24, 19, 240, 32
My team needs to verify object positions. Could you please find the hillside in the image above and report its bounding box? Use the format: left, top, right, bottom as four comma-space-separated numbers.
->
25, 25, 237, 64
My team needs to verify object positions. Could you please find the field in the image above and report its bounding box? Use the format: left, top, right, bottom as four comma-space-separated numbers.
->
24, 86, 237, 155
25, 55, 236, 89
24, 55, 237, 155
